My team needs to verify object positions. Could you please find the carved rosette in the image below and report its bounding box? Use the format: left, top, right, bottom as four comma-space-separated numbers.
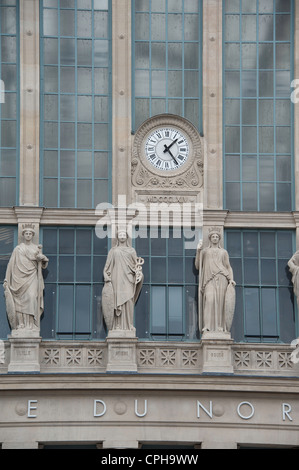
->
131, 114, 204, 193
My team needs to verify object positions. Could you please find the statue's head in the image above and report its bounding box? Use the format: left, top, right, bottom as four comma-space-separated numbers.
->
21, 224, 35, 241
208, 227, 221, 247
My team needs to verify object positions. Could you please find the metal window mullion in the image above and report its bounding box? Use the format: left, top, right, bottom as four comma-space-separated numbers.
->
91, 0, 95, 208
239, 7, 243, 210
57, 0, 61, 207
149, 0, 152, 116
256, 5, 260, 211
74, 0, 78, 209
273, 0, 277, 211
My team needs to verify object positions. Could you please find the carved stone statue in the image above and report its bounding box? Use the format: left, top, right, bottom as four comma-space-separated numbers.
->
288, 250, 299, 313
102, 230, 144, 334
195, 228, 236, 336
3, 224, 49, 335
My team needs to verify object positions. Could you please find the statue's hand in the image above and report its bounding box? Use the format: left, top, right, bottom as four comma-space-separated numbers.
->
3, 280, 7, 290
229, 280, 236, 287
197, 239, 203, 251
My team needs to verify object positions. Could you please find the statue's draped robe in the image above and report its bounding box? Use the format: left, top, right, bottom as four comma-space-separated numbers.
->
196, 247, 233, 332
4, 243, 46, 327
103, 245, 142, 330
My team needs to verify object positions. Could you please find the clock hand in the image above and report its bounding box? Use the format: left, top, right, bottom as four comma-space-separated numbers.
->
163, 144, 178, 165
163, 138, 178, 154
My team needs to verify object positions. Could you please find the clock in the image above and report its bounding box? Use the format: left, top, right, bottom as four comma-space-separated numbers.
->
145, 127, 190, 172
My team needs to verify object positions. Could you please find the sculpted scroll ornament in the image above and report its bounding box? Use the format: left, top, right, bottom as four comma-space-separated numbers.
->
3, 224, 49, 335
195, 228, 236, 336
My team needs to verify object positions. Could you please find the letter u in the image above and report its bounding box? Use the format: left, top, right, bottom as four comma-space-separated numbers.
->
135, 399, 147, 417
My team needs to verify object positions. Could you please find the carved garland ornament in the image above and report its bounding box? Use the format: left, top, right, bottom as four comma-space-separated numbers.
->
131, 114, 203, 190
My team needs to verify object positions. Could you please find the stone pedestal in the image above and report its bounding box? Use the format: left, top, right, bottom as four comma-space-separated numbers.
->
8, 332, 41, 373
106, 330, 138, 373
200, 331, 234, 374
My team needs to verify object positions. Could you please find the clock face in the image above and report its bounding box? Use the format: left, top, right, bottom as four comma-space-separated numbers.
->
145, 127, 189, 171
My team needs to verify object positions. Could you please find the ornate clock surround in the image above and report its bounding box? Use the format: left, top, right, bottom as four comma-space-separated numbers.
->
131, 114, 204, 205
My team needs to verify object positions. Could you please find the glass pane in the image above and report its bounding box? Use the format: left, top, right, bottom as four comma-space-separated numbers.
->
244, 258, 259, 284
168, 287, 183, 335
168, 257, 184, 283
58, 285, 74, 333
151, 257, 166, 283
77, 180, 92, 208
243, 232, 258, 257
261, 288, 277, 336
59, 229, 74, 254
226, 182, 240, 210
261, 259, 276, 284
244, 288, 260, 336
76, 256, 91, 281
260, 232, 275, 257
59, 256, 74, 281
151, 286, 166, 334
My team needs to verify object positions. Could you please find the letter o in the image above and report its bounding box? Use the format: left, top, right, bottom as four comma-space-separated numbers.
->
237, 401, 255, 420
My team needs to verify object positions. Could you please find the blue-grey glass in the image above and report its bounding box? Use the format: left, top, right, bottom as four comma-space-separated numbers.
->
152, 0, 166, 11
259, 182, 275, 211
278, 233, 293, 261
135, 288, 150, 339
1, 120, 16, 147
259, 156, 274, 181
242, 155, 257, 181
259, 127, 274, 154
259, 43, 273, 69
244, 288, 260, 336
78, 0, 92, 9
0, 257, 9, 283
242, 127, 257, 153
276, 127, 291, 154
135, 70, 149, 96
60, 9, 75, 36
259, 100, 273, 125
76, 256, 91, 281
77, 179, 92, 208
135, 98, 149, 128
75, 286, 91, 333
275, 100, 290, 126
59, 229, 74, 254
94, 152, 108, 178
59, 95, 76, 121
1, 92, 16, 119
276, 43, 290, 70
276, 71, 291, 97
259, 0, 274, 13
151, 286, 166, 334
94, 0, 108, 9
276, 155, 291, 182
225, 44, 240, 70
1, 6, 16, 34
58, 285, 74, 332
225, 127, 240, 153
279, 287, 295, 343
60, 122, 75, 148
276, 0, 291, 11
225, 72, 240, 97
278, 259, 292, 286
225, 100, 240, 125
276, 14, 290, 41
167, 0, 181, 12
261, 259, 276, 284
168, 257, 184, 283
151, 235, 166, 256
1, 64, 17, 91
168, 43, 182, 69
44, 66, 58, 93
226, 154, 240, 181
94, 40, 109, 67
230, 258, 242, 283
258, 14, 273, 41
60, 178, 75, 207
243, 183, 258, 211
78, 96, 92, 122
135, 13, 149, 40
42, 256, 57, 282
243, 0, 257, 13
40, 284, 56, 339
185, 285, 199, 340
94, 179, 108, 206
260, 232, 275, 257
152, 71, 166, 97
259, 71, 273, 97
226, 182, 240, 210
135, 0, 148, 11
92, 255, 106, 281
77, 10, 92, 38
77, 39, 92, 66
169, 71, 182, 97
276, 183, 292, 211
184, 14, 199, 41
231, 285, 244, 341
77, 123, 92, 149
77, 152, 92, 177
168, 14, 182, 41
1, 36, 16, 62
151, 43, 166, 69
185, 256, 197, 284
225, 0, 240, 13
135, 42, 150, 69
169, 99, 183, 117
43, 179, 58, 207
59, 256, 75, 282
168, 234, 183, 256
60, 0, 74, 7
242, 71, 257, 97
94, 11, 109, 38
152, 98, 166, 115
60, 151, 75, 177
0, 178, 15, 206
0, 149, 16, 176
242, 44, 257, 70
168, 287, 184, 335
94, 124, 109, 150
225, 15, 240, 41
243, 231, 258, 257
0, 226, 14, 254
44, 94, 58, 121
151, 14, 166, 40
42, 228, 58, 254
226, 231, 242, 258
60, 67, 75, 93
185, 99, 199, 127
184, 43, 198, 69
184, 71, 198, 97
95, 96, 109, 122
151, 257, 166, 283
77, 68, 92, 93
261, 288, 278, 336
242, 15, 257, 41
60, 38, 75, 65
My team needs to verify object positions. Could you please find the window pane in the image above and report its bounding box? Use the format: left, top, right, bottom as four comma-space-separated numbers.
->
151, 286, 166, 335
168, 287, 184, 335
244, 288, 260, 337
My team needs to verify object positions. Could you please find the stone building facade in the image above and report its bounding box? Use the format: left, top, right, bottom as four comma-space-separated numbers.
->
0, 0, 299, 449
